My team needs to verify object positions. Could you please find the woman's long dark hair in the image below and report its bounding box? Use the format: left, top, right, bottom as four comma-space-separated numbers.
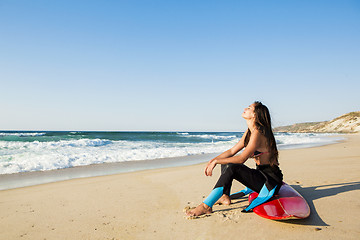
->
244, 101, 279, 166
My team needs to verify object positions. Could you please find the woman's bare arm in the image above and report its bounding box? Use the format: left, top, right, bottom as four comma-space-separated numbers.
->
214, 130, 260, 165
204, 130, 254, 176
209, 129, 248, 161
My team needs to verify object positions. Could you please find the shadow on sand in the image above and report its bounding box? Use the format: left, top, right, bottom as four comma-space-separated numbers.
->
282, 181, 360, 226
227, 181, 360, 226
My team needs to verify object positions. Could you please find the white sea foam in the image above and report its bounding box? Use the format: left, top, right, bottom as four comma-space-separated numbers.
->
0, 138, 237, 174
0, 132, 46, 137
0, 133, 344, 175
178, 133, 237, 140
275, 133, 343, 149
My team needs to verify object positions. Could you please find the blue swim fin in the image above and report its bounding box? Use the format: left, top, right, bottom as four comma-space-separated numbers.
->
242, 184, 277, 212
230, 187, 254, 199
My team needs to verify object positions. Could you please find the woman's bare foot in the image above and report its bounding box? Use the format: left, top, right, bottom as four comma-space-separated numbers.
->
214, 194, 231, 205
186, 203, 212, 217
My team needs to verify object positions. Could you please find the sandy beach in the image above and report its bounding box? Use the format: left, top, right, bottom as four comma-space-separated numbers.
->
0, 134, 359, 240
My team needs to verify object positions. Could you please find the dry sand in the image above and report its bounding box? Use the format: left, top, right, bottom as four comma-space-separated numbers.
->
0, 134, 359, 240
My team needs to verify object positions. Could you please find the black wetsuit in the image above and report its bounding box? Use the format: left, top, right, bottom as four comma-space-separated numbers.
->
218, 163, 283, 195
202, 151, 283, 209
217, 152, 283, 195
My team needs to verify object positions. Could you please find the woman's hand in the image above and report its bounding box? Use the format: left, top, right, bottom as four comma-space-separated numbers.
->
204, 160, 217, 176
204, 159, 215, 175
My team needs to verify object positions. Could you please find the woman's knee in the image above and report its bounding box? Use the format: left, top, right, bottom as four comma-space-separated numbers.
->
221, 163, 242, 175
221, 164, 230, 175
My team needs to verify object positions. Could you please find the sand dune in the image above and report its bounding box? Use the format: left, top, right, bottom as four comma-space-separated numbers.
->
275, 111, 360, 133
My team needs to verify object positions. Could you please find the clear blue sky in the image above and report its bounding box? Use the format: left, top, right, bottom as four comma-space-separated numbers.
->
1, 0, 359, 131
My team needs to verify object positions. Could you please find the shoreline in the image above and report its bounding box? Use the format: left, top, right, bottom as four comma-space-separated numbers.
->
0, 134, 359, 239
0, 134, 345, 191
0, 153, 219, 191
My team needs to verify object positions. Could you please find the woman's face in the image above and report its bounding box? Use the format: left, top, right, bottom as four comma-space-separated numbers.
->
242, 103, 256, 120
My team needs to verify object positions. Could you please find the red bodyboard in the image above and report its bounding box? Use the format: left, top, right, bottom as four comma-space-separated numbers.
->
248, 182, 310, 220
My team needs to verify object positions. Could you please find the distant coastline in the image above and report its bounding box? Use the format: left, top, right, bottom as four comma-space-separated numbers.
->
274, 111, 360, 133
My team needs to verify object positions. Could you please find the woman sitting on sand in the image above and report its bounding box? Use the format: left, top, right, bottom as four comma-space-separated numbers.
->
186, 101, 283, 217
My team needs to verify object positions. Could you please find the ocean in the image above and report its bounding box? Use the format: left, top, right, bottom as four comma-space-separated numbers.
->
0, 131, 343, 176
